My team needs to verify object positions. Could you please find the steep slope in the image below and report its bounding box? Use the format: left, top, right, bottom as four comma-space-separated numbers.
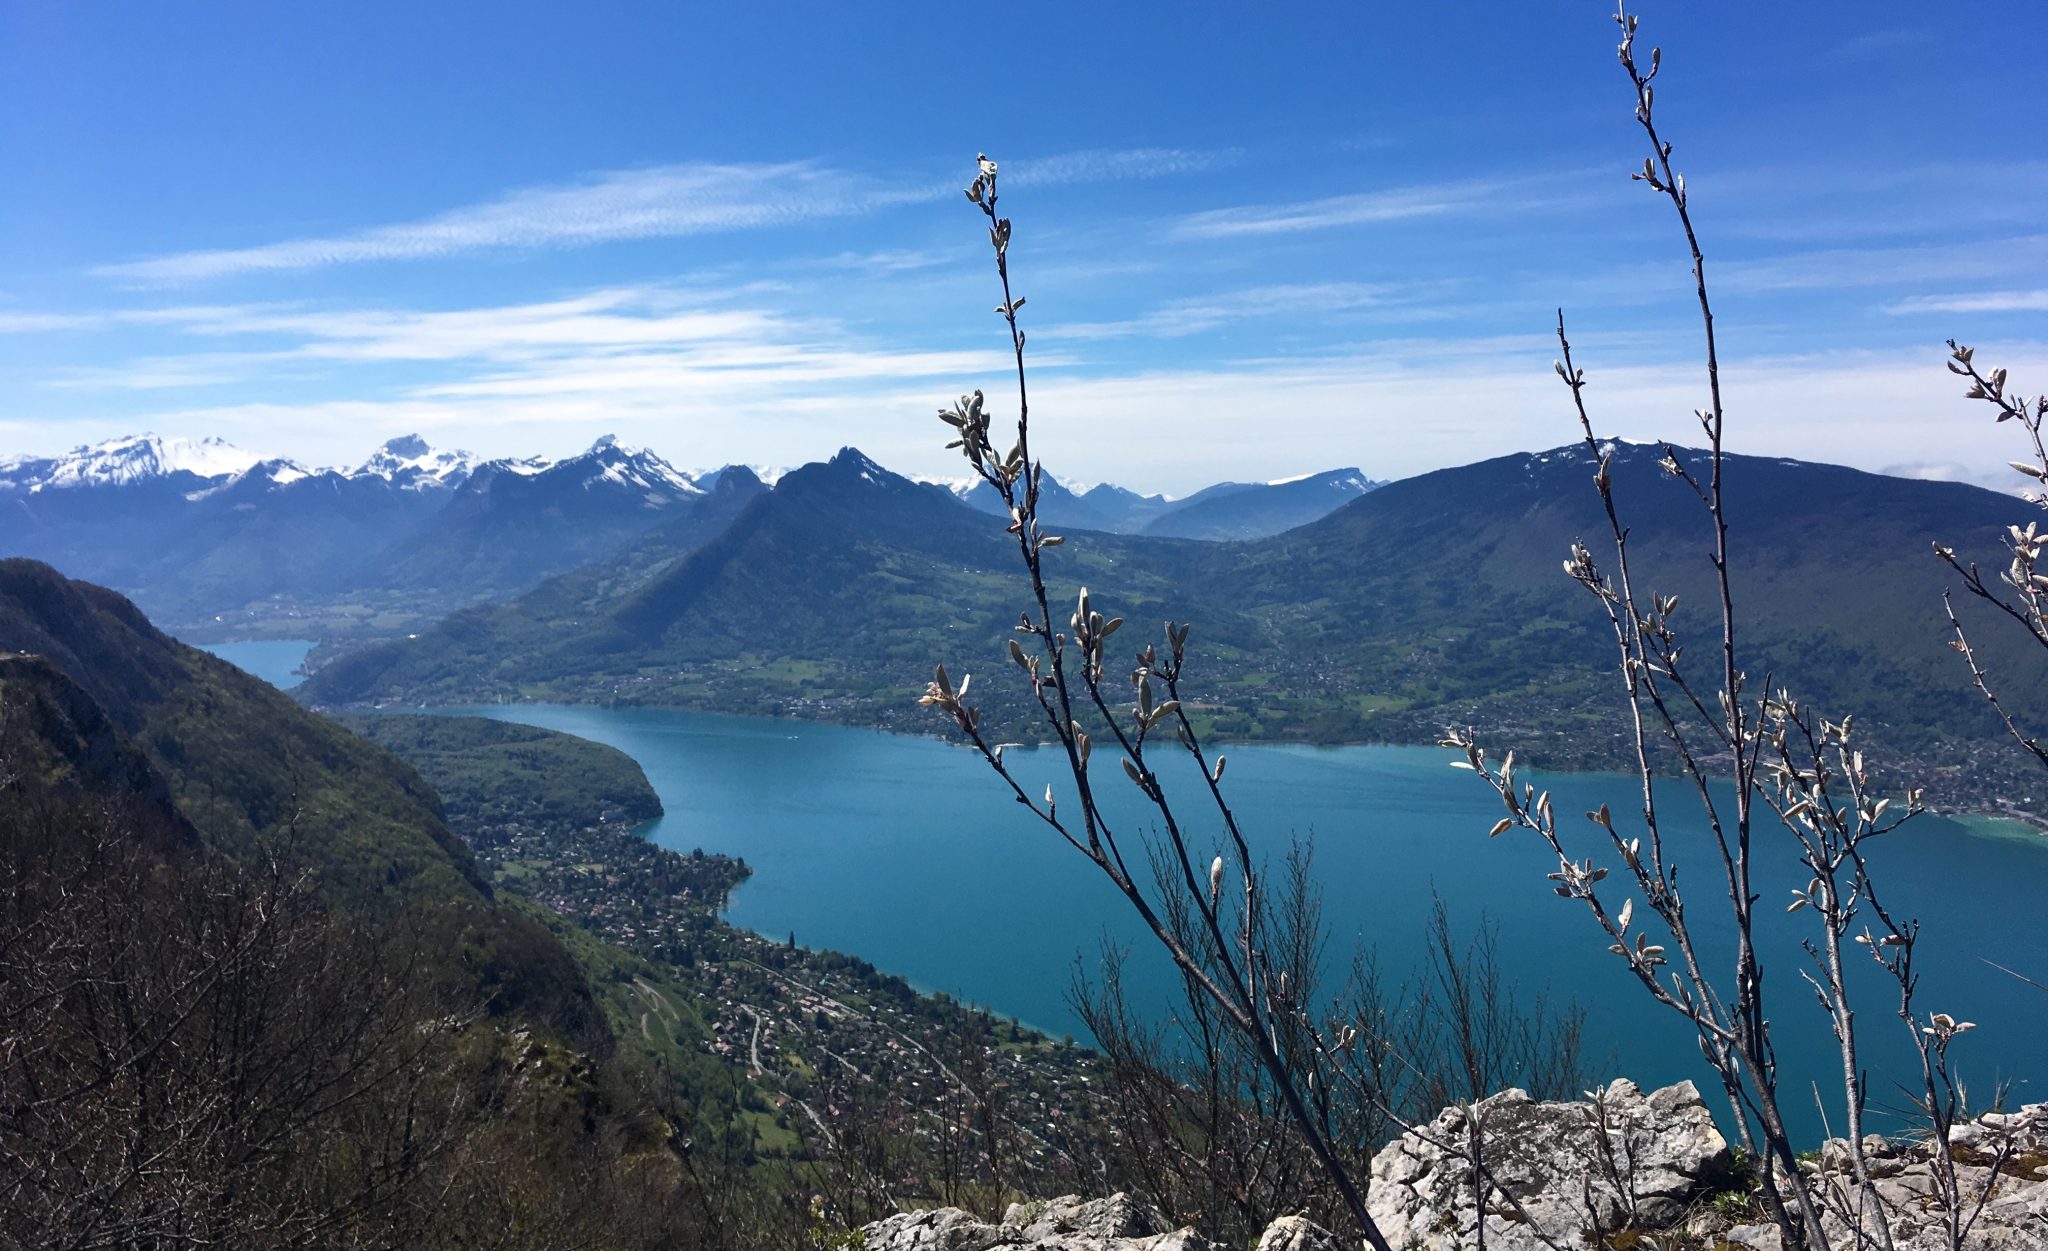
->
0, 577, 758, 1248
0, 558, 485, 910
0, 652, 197, 852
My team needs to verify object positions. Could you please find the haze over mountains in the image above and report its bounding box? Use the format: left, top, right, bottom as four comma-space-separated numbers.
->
0, 432, 1381, 635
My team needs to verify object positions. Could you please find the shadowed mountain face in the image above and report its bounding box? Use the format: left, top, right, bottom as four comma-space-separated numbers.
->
0, 558, 486, 910
296, 441, 2044, 802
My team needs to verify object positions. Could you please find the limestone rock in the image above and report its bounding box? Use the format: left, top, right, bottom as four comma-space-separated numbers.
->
1004, 1194, 1164, 1242
861, 1206, 1013, 1251
1708, 1102, 2048, 1251
1254, 1214, 1348, 1251
1365, 1078, 1733, 1251
864, 1193, 1212, 1251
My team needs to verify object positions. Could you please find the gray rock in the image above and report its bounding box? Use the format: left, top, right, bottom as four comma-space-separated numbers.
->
1365, 1078, 1733, 1251
1797, 1101, 2048, 1251
1254, 1214, 1349, 1251
1005, 1194, 1164, 1242
864, 1193, 1213, 1251
862, 1206, 1016, 1251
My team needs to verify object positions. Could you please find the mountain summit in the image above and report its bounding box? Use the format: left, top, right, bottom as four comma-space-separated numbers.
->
353, 434, 483, 492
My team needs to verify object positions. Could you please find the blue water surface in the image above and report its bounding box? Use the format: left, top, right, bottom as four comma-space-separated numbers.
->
206, 641, 2048, 1143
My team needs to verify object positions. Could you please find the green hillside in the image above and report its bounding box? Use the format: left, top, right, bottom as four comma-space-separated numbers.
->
340, 712, 664, 832
0, 557, 490, 910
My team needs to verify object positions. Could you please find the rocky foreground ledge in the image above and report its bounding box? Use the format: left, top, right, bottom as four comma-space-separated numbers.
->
863, 1080, 2048, 1251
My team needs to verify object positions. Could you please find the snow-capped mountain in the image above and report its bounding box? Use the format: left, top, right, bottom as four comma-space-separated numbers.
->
573, 434, 702, 500
1, 432, 495, 498
353, 437, 730, 603
0, 434, 263, 492
352, 434, 486, 492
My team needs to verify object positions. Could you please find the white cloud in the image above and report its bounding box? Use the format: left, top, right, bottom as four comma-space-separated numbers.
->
1039, 281, 1402, 341
91, 148, 1222, 286
1828, 29, 1922, 62
94, 163, 922, 285
1004, 147, 1227, 188
1887, 290, 2048, 315
1720, 236, 2048, 296
1169, 176, 1573, 240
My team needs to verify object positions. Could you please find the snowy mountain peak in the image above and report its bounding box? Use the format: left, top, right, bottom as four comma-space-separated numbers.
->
828, 446, 898, 486
1, 433, 262, 492
555, 437, 701, 501
246, 457, 312, 486
353, 433, 483, 491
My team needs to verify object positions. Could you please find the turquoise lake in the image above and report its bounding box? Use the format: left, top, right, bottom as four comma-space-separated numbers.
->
205, 640, 2048, 1142
200, 638, 310, 689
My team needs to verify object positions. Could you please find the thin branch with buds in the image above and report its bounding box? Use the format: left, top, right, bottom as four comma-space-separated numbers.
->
927, 155, 1395, 1251
1449, 9, 2011, 1251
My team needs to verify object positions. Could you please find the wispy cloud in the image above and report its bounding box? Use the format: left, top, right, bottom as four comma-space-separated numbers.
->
1829, 29, 1921, 62
1719, 235, 2048, 296
1169, 176, 1563, 240
92, 148, 1221, 286
1039, 281, 1405, 341
1005, 147, 1227, 188
94, 162, 925, 285
1887, 289, 2048, 315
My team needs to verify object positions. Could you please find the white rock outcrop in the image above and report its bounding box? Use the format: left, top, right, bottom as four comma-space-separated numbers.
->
1727, 1102, 2048, 1251
1367, 1078, 1732, 1250
862, 1193, 1214, 1251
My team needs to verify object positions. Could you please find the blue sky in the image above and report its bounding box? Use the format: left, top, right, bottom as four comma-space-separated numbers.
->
3, 2, 2045, 493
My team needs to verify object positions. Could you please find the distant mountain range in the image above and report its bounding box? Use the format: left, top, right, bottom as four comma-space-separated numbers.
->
0, 432, 1377, 635
945, 466, 1379, 538
14, 428, 2043, 810
296, 440, 2047, 812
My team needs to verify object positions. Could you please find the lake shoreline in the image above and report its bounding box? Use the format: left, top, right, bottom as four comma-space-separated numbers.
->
327, 686, 2048, 846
